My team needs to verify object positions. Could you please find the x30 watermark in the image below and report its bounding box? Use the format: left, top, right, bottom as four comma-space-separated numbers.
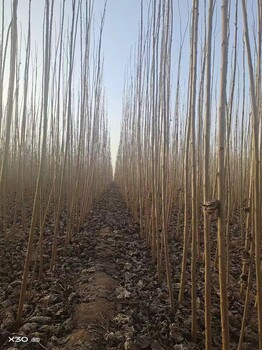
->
8, 335, 46, 348
8, 336, 41, 342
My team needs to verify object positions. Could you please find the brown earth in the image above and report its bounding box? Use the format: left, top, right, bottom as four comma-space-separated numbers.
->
0, 183, 259, 349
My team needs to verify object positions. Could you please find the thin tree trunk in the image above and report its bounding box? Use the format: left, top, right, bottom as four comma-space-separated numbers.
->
217, 0, 230, 348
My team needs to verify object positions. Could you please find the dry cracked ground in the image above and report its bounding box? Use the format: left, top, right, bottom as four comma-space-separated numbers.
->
0, 183, 258, 350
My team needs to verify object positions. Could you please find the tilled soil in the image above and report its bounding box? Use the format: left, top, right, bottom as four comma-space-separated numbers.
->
0, 183, 259, 349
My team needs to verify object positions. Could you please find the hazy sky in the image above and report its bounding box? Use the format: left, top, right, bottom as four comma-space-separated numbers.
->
93, 0, 191, 165
2, 0, 257, 167
97, 0, 190, 165
94, 0, 142, 165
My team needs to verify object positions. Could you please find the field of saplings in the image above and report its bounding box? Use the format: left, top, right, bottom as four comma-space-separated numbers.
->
0, 1, 261, 349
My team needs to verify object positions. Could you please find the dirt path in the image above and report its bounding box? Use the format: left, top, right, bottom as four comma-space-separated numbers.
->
66, 227, 119, 349
57, 184, 198, 350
